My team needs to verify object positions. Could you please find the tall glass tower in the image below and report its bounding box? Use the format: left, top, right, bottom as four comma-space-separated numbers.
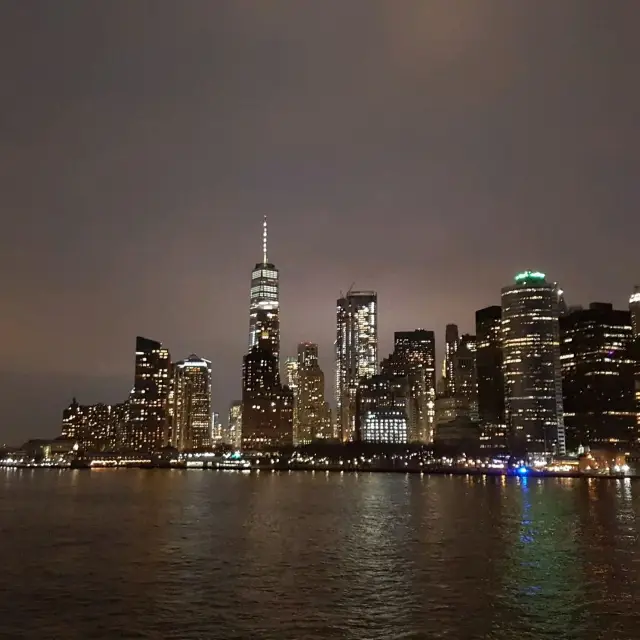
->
560, 303, 635, 451
630, 286, 640, 434
169, 355, 212, 451
126, 336, 171, 453
248, 217, 280, 366
335, 290, 378, 441
501, 271, 565, 457
296, 343, 331, 444
475, 305, 506, 450
631, 286, 640, 338
444, 324, 459, 396
382, 330, 436, 443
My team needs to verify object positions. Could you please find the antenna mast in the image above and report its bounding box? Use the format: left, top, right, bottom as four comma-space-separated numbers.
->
262, 215, 268, 263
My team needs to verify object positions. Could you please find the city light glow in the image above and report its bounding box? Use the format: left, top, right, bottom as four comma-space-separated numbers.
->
514, 271, 545, 281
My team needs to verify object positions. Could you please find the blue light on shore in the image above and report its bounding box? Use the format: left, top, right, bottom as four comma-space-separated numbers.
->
517, 466, 529, 475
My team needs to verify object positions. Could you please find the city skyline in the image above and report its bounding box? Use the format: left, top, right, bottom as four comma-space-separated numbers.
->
2, 6, 640, 640
1, 231, 638, 445
33, 254, 636, 456
1, 3, 639, 443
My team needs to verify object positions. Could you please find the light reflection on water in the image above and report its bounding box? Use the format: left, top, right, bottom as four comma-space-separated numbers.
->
1, 470, 639, 639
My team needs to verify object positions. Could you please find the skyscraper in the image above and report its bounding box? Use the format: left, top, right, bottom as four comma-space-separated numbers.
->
60, 399, 126, 451
631, 287, 640, 432
561, 303, 636, 451
285, 355, 300, 439
444, 324, 459, 396
285, 356, 299, 390
226, 401, 242, 449
335, 290, 378, 441
453, 333, 477, 418
475, 305, 506, 450
357, 373, 409, 444
295, 343, 331, 443
60, 397, 84, 442
631, 286, 640, 338
382, 330, 436, 442
242, 218, 289, 450
169, 355, 212, 450
210, 411, 223, 446
437, 329, 477, 431
242, 338, 293, 450
248, 217, 280, 366
126, 336, 171, 452
501, 271, 565, 456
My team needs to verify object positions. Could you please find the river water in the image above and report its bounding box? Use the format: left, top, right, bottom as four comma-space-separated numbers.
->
1, 469, 639, 639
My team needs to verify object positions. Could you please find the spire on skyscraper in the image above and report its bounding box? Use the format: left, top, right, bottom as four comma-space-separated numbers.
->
263, 215, 268, 264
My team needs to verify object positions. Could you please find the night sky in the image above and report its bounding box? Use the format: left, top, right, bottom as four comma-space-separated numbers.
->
1, 2, 639, 445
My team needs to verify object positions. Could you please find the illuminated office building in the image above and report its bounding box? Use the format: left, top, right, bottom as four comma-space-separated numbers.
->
362, 409, 408, 444
357, 373, 409, 444
381, 330, 436, 442
248, 217, 280, 366
85, 403, 126, 451
631, 287, 640, 431
170, 355, 212, 450
210, 411, 223, 446
60, 399, 127, 451
226, 401, 242, 449
335, 290, 378, 441
444, 324, 459, 396
453, 333, 477, 418
631, 286, 640, 338
561, 303, 636, 451
60, 397, 85, 442
126, 336, 171, 452
436, 330, 477, 430
475, 305, 506, 450
242, 338, 293, 450
285, 356, 299, 391
501, 271, 565, 456
285, 356, 299, 438
295, 343, 331, 443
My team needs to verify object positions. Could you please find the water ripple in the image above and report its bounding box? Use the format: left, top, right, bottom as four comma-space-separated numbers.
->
1, 470, 640, 639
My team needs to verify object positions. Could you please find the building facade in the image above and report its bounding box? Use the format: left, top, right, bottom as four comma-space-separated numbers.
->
629, 287, 640, 338
357, 373, 409, 444
335, 290, 378, 441
501, 271, 565, 456
169, 355, 212, 450
60, 399, 127, 451
453, 333, 477, 419
60, 397, 85, 442
285, 355, 300, 439
435, 396, 475, 429
631, 287, 640, 432
241, 339, 293, 450
561, 303, 636, 451
362, 409, 408, 444
475, 305, 506, 450
295, 343, 331, 444
126, 336, 171, 452
381, 330, 436, 443
444, 324, 459, 396
226, 401, 242, 449
285, 356, 299, 391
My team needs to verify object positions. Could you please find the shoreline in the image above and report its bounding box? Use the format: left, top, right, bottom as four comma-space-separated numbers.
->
1, 463, 636, 480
